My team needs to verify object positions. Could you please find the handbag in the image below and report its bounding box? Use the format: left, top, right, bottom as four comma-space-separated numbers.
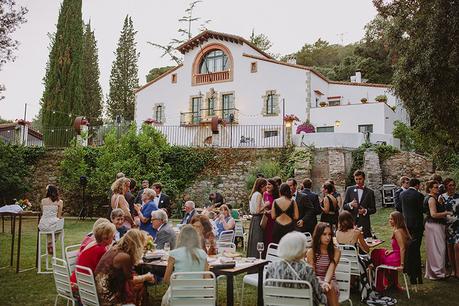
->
260, 213, 268, 229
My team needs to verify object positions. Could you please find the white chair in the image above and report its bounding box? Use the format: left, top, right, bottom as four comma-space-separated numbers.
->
38, 228, 65, 274
304, 232, 312, 248
263, 278, 313, 306
234, 220, 244, 240
375, 264, 411, 299
216, 242, 236, 254
52, 257, 75, 306
242, 232, 248, 253
65, 244, 80, 275
338, 244, 360, 276
170, 271, 216, 306
218, 230, 234, 243
336, 258, 353, 306
240, 243, 279, 306
75, 265, 99, 306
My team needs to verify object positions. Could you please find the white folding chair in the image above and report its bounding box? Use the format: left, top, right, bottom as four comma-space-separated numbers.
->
263, 278, 313, 306
240, 243, 279, 306
375, 265, 411, 299
218, 230, 234, 243
52, 257, 76, 306
170, 271, 216, 306
65, 244, 80, 276
304, 232, 312, 248
338, 244, 360, 276
75, 265, 99, 306
336, 258, 353, 306
234, 220, 244, 241
216, 242, 236, 254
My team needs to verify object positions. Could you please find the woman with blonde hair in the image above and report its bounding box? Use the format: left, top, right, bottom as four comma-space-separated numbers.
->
162, 225, 209, 306
95, 229, 154, 306
111, 177, 134, 229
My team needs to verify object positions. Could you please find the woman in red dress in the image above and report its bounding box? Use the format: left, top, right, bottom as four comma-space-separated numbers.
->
371, 211, 410, 292
263, 179, 280, 250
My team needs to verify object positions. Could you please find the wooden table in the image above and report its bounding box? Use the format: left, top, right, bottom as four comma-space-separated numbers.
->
0, 211, 41, 273
139, 257, 269, 306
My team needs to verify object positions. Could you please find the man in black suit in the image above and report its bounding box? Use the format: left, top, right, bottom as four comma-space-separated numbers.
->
287, 178, 317, 234
153, 182, 171, 216
301, 178, 322, 216
400, 178, 424, 284
343, 170, 376, 238
134, 179, 150, 204
395, 176, 410, 212
180, 201, 196, 224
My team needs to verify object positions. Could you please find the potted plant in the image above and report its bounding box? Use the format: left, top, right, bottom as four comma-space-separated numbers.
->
319, 101, 327, 107
296, 121, 315, 134
360, 98, 368, 104
375, 95, 387, 103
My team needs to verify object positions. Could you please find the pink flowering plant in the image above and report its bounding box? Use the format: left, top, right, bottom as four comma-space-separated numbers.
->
296, 121, 315, 134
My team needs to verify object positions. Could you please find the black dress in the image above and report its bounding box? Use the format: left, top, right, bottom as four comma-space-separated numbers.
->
272, 199, 295, 244
320, 195, 339, 228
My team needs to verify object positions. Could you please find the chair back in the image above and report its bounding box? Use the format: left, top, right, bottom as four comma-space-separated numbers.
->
338, 244, 360, 276
170, 271, 216, 306
75, 265, 99, 306
218, 230, 234, 243
263, 278, 313, 306
52, 257, 74, 303
336, 258, 352, 303
266, 243, 280, 262
65, 244, 80, 275
216, 242, 236, 254
234, 220, 244, 238
304, 232, 312, 248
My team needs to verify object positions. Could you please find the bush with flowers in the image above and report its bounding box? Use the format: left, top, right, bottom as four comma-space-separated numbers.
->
296, 121, 315, 134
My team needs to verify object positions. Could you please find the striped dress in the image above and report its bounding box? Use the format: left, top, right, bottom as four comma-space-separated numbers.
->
315, 253, 340, 299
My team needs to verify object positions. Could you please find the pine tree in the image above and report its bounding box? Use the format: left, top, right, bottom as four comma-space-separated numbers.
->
82, 22, 103, 125
40, 0, 83, 143
107, 15, 139, 121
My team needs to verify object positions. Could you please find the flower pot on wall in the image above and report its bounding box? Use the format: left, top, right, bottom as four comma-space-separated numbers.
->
375, 95, 387, 103
319, 101, 327, 107
360, 98, 368, 104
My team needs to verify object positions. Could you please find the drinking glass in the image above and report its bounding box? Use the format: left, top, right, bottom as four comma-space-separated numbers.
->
257, 242, 264, 259
164, 242, 170, 253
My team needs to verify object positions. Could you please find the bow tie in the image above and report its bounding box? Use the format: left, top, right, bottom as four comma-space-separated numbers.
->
356, 185, 364, 190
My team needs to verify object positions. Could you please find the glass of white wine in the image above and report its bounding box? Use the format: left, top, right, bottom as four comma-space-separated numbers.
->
257, 242, 264, 259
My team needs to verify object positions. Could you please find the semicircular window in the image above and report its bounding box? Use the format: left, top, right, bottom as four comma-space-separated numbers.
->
199, 50, 229, 73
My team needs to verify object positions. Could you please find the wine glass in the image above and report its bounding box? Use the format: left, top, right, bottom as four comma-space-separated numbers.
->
164, 242, 170, 253
257, 242, 264, 259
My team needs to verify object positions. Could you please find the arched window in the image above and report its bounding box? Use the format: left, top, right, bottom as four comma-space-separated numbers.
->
199, 50, 229, 73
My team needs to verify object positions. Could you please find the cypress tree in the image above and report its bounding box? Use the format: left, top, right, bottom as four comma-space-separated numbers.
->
40, 0, 83, 144
107, 15, 139, 121
82, 22, 103, 125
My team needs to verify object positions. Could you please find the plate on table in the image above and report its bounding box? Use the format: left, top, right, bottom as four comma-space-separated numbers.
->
143, 250, 167, 261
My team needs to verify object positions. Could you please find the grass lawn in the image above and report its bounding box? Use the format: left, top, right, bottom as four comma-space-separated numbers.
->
1, 208, 458, 305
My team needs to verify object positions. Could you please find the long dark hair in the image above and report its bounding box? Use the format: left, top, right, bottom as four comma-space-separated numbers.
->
250, 178, 267, 198
279, 183, 292, 199
267, 179, 280, 199
312, 222, 336, 265
46, 185, 59, 202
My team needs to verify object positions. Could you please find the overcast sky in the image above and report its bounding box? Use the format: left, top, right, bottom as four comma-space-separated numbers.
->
0, 0, 377, 121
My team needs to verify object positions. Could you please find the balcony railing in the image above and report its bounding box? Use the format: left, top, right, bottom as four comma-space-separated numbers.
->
180, 108, 239, 126
194, 70, 230, 84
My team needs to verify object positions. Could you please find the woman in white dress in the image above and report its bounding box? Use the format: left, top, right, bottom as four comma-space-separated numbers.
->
38, 185, 64, 254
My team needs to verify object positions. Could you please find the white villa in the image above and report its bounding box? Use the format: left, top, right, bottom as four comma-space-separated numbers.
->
135, 30, 409, 148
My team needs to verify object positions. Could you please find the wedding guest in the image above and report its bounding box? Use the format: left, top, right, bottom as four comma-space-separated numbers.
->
111, 177, 134, 228
70, 221, 116, 284
271, 183, 299, 244
307, 222, 341, 306
431, 174, 445, 195
134, 179, 150, 204
320, 182, 340, 229
272, 176, 282, 187
247, 178, 268, 257
152, 182, 171, 216
400, 178, 424, 284
395, 176, 410, 213
125, 178, 137, 218
326, 180, 343, 212
208, 192, 224, 208
190, 214, 217, 255
161, 225, 209, 306
110, 208, 128, 241
424, 180, 452, 279
287, 178, 315, 234
134, 188, 158, 238
265, 232, 327, 306
95, 229, 155, 306
215, 204, 235, 237
180, 201, 196, 225
336, 211, 370, 254
440, 178, 459, 278
263, 179, 279, 252
38, 185, 64, 254
302, 178, 322, 217
79, 218, 111, 252
371, 212, 410, 291
151, 209, 176, 250
343, 170, 376, 238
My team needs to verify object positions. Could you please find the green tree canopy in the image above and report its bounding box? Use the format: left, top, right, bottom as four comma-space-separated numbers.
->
146, 66, 175, 83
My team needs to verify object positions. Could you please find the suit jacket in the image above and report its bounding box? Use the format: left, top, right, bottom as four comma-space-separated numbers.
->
180, 209, 196, 225
394, 187, 405, 212
400, 188, 424, 230
158, 193, 171, 216
134, 188, 145, 204
343, 185, 376, 237
302, 188, 322, 215
294, 192, 317, 234
155, 223, 176, 250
